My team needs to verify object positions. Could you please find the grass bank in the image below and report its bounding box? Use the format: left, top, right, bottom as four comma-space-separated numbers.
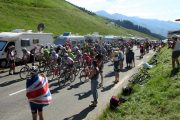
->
0, 0, 156, 39
99, 47, 180, 120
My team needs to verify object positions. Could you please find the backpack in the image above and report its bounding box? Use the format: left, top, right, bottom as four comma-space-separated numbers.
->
110, 96, 119, 109
110, 96, 127, 109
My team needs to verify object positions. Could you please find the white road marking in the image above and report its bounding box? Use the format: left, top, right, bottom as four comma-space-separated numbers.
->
113, 76, 129, 89
137, 62, 143, 66
9, 89, 26, 96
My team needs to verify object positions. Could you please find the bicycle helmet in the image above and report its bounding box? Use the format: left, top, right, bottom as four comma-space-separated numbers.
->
30, 66, 38, 75
22, 48, 27, 52
64, 53, 68, 57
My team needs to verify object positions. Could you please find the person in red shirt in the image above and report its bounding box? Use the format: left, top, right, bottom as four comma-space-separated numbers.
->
140, 43, 144, 58
83, 53, 92, 67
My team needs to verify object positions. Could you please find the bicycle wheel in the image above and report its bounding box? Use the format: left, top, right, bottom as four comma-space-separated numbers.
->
19, 67, 29, 80
58, 72, 66, 87
79, 69, 88, 83
38, 62, 46, 72
69, 72, 75, 83
73, 66, 80, 76
45, 66, 54, 80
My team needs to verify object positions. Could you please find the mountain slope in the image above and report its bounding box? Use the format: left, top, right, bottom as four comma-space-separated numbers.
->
96, 10, 180, 37
0, 0, 157, 39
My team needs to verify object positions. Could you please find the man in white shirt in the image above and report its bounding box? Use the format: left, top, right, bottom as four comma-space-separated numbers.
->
172, 35, 180, 69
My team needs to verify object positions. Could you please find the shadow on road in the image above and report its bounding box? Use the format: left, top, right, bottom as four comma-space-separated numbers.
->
0, 74, 9, 78
67, 81, 87, 90
0, 70, 8, 74
74, 90, 91, 100
108, 63, 113, 66
104, 71, 115, 78
120, 68, 129, 72
0, 78, 24, 87
49, 81, 69, 94
101, 83, 115, 92
64, 106, 95, 120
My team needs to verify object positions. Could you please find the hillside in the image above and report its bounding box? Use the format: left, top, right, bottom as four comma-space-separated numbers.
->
0, 0, 156, 39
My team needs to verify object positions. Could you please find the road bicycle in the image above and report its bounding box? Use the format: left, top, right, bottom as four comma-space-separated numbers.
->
129, 68, 150, 85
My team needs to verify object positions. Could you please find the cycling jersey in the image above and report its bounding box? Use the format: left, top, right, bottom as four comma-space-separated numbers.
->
83, 54, 92, 66
68, 52, 76, 60
43, 49, 50, 59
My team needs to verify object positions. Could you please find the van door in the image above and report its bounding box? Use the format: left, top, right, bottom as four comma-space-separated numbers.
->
0, 41, 15, 67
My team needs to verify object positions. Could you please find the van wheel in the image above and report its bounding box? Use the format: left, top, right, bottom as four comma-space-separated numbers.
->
0, 59, 7, 68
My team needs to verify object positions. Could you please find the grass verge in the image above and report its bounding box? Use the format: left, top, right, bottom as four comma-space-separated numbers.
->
99, 46, 180, 120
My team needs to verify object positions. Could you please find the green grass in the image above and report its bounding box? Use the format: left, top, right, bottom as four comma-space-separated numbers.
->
99, 47, 180, 120
0, 0, 157, 39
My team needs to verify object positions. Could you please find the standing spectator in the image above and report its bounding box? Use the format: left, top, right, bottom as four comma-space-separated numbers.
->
26, 66, 52, 120
126, 47, 135, 68
6, 45, 16, 75
30, 47, 37, 66
172, 36, 180, 69
96, 54, 104, 88
113, 53, 120, 83
89, 56, 100, 107
118, 49, 124, 70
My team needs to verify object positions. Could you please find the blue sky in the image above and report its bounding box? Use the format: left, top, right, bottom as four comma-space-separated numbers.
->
66, 0, 180, 21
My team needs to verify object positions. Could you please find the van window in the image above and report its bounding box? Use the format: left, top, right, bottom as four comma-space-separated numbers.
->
54, 37, 66, 45
33, 39, 39, 44
21, 39, 30, 47
72, 41, 76, 46
4, 42, 15, 52
0, 41, 7, 51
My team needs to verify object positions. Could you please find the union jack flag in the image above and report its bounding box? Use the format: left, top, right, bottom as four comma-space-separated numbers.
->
26, 74, 52, 105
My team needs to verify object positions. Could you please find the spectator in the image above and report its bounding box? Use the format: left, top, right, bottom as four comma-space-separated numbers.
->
30, 47, 37, 66
96, 54, 104, 88
26, 66, 52, 120
126, 47, 135, 68
89, 56, 100, 107
113, 54, 120, 83
118, 49, 124, 70
6, 45, 16, 75
171, 36, 180, 69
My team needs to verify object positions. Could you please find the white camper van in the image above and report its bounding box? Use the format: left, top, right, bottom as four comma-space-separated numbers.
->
54, 35, 85, 47
84, 34, 103, 43
0, 30, 53, 67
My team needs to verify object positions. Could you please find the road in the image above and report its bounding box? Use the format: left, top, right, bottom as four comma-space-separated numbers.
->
0, 47, 155, 120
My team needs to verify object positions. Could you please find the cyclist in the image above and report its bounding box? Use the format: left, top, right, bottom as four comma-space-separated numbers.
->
43, 46, 50, 62
50, 50, 59, 65
64, 53, 74, 73
22, 48, 30, 65
83, 53, 92, 67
